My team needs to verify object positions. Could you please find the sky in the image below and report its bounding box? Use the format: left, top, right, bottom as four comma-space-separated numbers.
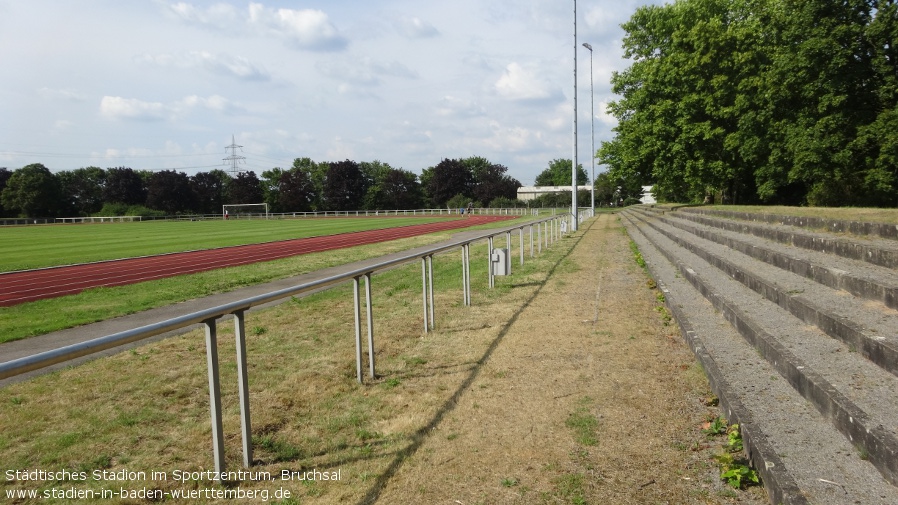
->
0, 0, 664, 186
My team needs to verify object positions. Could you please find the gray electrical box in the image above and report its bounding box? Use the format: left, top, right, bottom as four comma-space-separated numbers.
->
491, 248, 511, 276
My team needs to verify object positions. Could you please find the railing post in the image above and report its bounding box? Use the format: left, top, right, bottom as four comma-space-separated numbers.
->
519, 227, 524, 265
427, 256, 435, 329
488, 236, 494, 288
538, 222, 542, 253
530, 224, 534, 257
203, 319, 226, 480
233, 311, 253, 468
462, 244, 471, 306
421, 258, 429, 333
364, 273, 375, 379
353, 277, 363, 383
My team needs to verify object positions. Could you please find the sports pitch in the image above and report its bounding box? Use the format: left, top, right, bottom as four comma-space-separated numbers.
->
0, 216, 457, 273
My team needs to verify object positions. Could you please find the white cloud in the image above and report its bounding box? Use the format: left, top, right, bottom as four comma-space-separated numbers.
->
394, 16, 439, 39
164, 2, 347, 51
100, 94, 243, 121
164, 2, 240, 30
436, 96, 484, 118
52, 120, 75, 132
318, 57, 417, 86
178, 94, 244, 115
100, 96, 167, 121
494, 62, 562, 103
39, 87, 86, 102
137, 51, 270, 81
598, 101, 618, 128
483, 121, 544, 153
248, 3, 347, 51
583, 6, 619, 35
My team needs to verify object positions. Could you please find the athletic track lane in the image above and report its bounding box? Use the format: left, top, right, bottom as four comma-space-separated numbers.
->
0, 215, 514, 307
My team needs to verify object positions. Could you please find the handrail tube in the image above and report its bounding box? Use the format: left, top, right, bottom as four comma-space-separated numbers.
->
0, 216, 558, 381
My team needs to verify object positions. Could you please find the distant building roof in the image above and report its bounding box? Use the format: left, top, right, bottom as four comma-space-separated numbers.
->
516, 185, 593, 201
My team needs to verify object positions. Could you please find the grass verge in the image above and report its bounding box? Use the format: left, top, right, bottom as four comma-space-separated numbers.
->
0, 228, 563, 504
0, 218, 529, 343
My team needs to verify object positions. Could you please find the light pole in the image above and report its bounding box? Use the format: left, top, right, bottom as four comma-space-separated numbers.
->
571, 0, 578, 231
582, 42, 595, 214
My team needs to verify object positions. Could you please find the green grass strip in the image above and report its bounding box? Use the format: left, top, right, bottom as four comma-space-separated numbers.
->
0, 217, 454, 272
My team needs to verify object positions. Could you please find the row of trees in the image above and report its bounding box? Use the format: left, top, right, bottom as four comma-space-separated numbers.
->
0, 157, 527, 218
600, 0, 898, 207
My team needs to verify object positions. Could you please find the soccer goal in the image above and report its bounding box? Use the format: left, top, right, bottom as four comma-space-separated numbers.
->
222, 203, 269, 220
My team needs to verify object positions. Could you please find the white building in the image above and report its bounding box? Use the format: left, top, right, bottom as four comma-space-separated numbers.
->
640, 186, 656, 204
516, 185, 593, 202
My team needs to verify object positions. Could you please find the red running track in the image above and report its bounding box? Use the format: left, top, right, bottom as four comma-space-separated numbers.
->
0, 215, 515, 307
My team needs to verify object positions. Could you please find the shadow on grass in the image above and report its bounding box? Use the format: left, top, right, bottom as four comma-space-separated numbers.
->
353, 218, 594, 505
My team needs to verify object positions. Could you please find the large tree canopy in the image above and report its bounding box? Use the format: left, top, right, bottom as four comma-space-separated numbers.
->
146, 170, 193, 214
1, 163, 62, 217
534, 159, 588, 186
322, 160, 369, 211
599, 0, 898, 207
58, 167, 106, 216
421, 158, 474, 207
103, 167, 146, 206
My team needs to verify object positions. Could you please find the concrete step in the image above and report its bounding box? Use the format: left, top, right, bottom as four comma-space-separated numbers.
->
621, 210, 898, 505
680, 207, 898, 241
669, 207, 898, 269
627, 206, 898, 377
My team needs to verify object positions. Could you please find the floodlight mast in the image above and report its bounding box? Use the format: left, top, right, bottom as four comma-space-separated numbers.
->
571, 0, 579, 231
582, 42, 595, 213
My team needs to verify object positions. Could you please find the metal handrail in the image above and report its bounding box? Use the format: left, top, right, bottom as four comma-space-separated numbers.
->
0, 213, 571, 479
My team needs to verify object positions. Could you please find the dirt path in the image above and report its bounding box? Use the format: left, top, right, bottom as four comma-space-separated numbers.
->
373, 213, 768, 504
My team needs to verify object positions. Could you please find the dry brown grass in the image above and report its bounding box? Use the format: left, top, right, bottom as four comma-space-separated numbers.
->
0, 215, 767, 504
708, 205, 898, 224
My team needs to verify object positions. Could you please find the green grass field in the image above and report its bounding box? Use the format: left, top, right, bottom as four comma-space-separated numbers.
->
0, 216, 526, 342
0, 217, 456, 272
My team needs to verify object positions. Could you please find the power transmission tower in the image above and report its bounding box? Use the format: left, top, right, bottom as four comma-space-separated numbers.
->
223, 134, 246, 175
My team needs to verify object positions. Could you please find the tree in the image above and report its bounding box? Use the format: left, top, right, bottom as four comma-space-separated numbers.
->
227, 171, 264, 205
1, 163, 62, 217
146, 170, 193, 214
260, 168, 285, 212
421, 158, 473, 207
594, 172, 616, 206
360, 161, 424, 210
58, 167, 106, 216
534, 158, 587, 186
600, 0, 898, 206
377, 167, 424, 210
278, 168, 315, 212
464, 156, 522, 206
191, 170, 230, 215
104, 167, 146, 205
322, 160, 368, 211
291, 157, 328, 210
0, 168, 14, 217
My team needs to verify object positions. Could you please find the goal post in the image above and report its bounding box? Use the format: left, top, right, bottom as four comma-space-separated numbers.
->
222, 203, 269, 220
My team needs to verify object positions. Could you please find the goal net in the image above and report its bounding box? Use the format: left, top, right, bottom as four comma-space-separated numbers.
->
222, 203, 269, 220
